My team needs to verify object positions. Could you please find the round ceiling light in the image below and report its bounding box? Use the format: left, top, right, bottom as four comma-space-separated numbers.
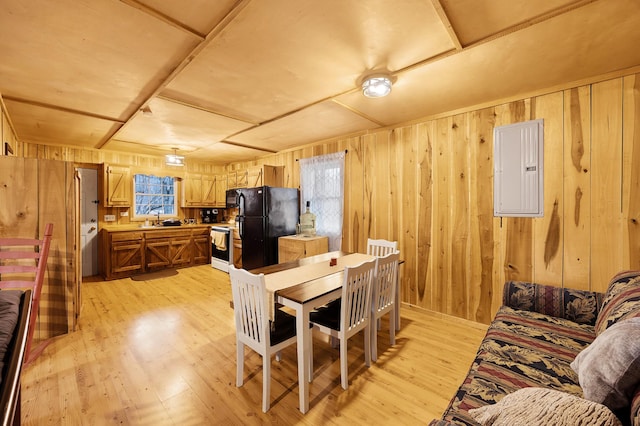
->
362, 75, 392, 98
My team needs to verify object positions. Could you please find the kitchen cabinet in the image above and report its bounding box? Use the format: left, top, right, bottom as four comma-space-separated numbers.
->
101, 226, 212, 279
232, 227, 242, 268
182, 173, 217, 207
214, 174, 227, 207
103, 164, 131, 207
102, 231, 144, 279
228, 170, 248, 189
228, 165, 284, 189
278, 235, 329, 263
192, 227, 211, 264
247, 165, 284, 187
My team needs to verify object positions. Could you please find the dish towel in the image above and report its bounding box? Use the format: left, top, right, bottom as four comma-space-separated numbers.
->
212, 231, 226, 251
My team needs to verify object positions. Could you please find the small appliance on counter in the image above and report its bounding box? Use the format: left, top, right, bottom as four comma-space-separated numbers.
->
200, 208, 219, 224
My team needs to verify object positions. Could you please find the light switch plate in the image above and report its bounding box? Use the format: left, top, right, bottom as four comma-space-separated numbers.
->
104, 214, 116, 221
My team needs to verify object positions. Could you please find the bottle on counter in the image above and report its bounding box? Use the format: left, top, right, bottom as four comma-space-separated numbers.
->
299, 201, 316, 236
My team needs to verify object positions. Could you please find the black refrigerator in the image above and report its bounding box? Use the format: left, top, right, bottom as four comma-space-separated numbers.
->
236, 186, 299, 270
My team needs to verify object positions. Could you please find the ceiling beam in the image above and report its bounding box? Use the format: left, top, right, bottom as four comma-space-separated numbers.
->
1, 95, 126, 124
98, 0, 254, 150
119, 0, 206, 39
431, 0, 462, 50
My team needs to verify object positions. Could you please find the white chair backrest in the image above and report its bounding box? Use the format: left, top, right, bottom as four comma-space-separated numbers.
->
341, 258, 377, 333
373, 251, 399, 313
229, 266, 270, 348
367, 238, 397, 257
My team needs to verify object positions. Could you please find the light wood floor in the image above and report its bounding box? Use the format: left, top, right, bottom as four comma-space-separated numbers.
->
21, 265, 487, 425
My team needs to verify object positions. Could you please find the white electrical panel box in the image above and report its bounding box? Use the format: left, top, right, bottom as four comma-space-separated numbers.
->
493, 119, 544, 217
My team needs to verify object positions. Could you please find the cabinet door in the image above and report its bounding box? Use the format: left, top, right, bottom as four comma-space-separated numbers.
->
227, 171, 238, 189
183, 174, 203, 207
192, 232, 211, 265
145, 239, 171, 270
247, 167, 263, 188
106, 165, 131, 206
236, 169, 248, 188
214, 174, 227, 207
170, 238, 192, 267
201, 175, 216, 206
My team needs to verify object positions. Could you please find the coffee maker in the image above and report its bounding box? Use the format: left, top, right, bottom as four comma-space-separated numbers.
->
200, 208, 218, 224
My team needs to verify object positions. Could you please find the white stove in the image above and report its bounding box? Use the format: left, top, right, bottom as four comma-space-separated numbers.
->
211, 225, 234, 272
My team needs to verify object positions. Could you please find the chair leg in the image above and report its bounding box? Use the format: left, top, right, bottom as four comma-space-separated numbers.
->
364, 324, 371, 368
339, 336, 348, 390
262, 354, 271, 413
308, 327, 314, 383
371, 315, 378, 363
389, 309, 396, 346
236, 342, 244, 387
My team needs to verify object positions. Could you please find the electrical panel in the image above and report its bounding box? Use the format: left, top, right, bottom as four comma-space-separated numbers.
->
493, 119, 544, 217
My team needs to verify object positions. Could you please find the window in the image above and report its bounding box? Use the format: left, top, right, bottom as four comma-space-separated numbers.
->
299, 151, 345, 251
133, 174, 177, 218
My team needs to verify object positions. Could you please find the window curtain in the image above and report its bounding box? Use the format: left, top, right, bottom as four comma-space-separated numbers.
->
299, 151, 345, 251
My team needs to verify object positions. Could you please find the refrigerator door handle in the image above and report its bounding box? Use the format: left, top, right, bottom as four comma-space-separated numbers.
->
238, 216, 244, 240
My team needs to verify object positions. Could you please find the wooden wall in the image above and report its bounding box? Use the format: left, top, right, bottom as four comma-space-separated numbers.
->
0, 156, 77, 342
229, 73, 640, 324
7, 73, 640, 325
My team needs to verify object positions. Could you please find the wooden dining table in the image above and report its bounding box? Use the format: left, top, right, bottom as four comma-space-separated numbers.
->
250, 250, 375, 413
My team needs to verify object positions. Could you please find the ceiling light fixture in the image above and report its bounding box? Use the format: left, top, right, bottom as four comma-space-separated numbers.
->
362, 74, 393, 98
165, 148, 184, 166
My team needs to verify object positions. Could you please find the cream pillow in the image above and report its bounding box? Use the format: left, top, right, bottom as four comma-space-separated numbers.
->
469, 387, 622, 426
571, 317, 640, 410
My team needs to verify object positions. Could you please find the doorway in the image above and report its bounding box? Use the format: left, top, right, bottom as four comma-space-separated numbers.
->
78, 168, 99, 277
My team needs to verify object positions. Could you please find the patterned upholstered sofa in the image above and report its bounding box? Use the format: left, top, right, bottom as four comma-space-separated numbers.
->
430, 270, 640, 426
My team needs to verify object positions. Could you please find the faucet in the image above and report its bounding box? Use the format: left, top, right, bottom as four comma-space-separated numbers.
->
156, 211, 160, 225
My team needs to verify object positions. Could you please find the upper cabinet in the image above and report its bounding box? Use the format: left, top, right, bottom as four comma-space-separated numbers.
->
103, 165, 131, 207
182, 173, 226, 208
230, 165, 285, 189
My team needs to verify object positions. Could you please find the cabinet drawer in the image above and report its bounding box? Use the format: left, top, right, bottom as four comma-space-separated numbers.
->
111, 232, 143, 242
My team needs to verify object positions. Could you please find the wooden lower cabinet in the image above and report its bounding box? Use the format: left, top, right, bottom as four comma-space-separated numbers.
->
278, 235, 329, 263
232, 227, 242, 269
108, 232, 144, 279
101, 226, 212, 279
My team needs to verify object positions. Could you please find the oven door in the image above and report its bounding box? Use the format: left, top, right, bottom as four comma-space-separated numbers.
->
211, 227, 231, 272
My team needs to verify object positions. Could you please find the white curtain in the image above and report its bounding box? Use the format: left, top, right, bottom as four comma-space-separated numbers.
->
299, 151, 345, 251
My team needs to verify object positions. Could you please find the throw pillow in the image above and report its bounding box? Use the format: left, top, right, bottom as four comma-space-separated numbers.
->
595, 270, 640, 335
469, 387, 622, 426
571, 317, 640, 410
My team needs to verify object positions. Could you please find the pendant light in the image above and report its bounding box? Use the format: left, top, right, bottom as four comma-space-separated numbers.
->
165, 148, 184, 166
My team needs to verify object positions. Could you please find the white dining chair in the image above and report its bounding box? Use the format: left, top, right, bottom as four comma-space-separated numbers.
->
309, 257, 377, 390
367, 238, 398, 257
229, 265, 298, 412
371, 251, 399, 362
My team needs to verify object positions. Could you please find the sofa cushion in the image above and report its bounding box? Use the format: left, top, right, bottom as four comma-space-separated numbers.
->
439, 306, 595, 425
571, 317, 640, 411
503, 280, 603, 326
468, 387, 622, 426
595, 270, 640, 335
0, 290, 23, 388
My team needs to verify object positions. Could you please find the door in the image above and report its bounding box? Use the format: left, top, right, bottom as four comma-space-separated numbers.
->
79, 168, 99, 276
242, 216, 266, 270
240, 187, 265, 217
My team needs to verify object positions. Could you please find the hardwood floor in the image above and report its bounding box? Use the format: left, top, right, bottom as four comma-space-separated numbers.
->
21, 265, 487, 425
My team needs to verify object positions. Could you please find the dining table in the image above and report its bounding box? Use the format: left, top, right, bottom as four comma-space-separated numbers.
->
250, 250, 376, 413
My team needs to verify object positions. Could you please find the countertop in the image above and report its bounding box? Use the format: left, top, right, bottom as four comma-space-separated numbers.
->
102, 223, 225, 232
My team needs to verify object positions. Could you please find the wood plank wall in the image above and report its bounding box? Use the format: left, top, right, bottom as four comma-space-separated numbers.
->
0, 157, 77, 341
229, 73, 640, 324
8, 73, 640, 325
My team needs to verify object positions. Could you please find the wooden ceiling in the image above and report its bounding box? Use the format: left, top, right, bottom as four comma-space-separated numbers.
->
1, 0, 640, 164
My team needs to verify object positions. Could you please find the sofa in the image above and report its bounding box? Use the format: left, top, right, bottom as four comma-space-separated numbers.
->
0, 289, 32, 426
430, 270, 640, 426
